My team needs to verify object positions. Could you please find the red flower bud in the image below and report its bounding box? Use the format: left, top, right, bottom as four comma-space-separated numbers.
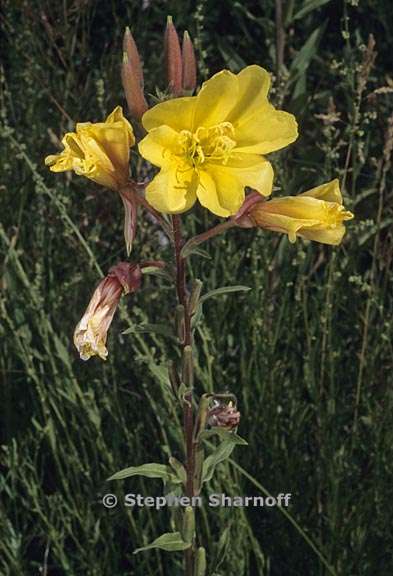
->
121, 28, 148, 120
164, 16, 183, 95
182, 31, 197, 92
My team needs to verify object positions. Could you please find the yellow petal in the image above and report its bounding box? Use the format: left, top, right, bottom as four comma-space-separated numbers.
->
145, 163, 197, 213
196, 170, 231, 217
208, 154, 274, 197
300, 178, 342, 203
76, 120, 131, 176
142, 97, 196, 132
138, 126, 181, 167
193, 70, 237, 129
234, 103, 298, 154
226, 65, 271, 124
203, 166, 245, 214
250, 191, 353, 245
300, 226, 346, 245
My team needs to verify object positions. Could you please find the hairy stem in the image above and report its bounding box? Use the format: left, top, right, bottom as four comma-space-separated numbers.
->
172, 215, 195, 576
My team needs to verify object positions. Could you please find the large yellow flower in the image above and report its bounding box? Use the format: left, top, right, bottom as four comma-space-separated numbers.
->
249, 179, 354, 245
138, 65, 298, 216
45, 106, 134, 191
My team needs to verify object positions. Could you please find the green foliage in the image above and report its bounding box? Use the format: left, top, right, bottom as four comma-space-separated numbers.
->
1, 0, 393, 575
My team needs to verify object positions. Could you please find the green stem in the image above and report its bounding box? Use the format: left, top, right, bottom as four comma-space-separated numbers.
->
181, 220, 236, 258
172, 215, 195, 576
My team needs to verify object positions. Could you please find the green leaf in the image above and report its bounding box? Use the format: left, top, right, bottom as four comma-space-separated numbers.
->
292, 0, 331, 21
200, 427, 248, 446
290, 25, 325, 78
183, 246, 212, 259
107, 463, 180, 483
202, 437, 243, 484
199, 285, 251, 305
122, 323, 175, 339
133, 532, 191, 554
169, 456, 187, 485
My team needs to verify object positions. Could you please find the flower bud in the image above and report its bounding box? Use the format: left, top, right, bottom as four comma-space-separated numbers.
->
122, 51, 148, 121
181, 506, 195, 544
248, 179, 354, 245
119, 188, 138, 256
195, 547, 207, 576
123, 26, 144, 88
182, 31, 197, 92
165, 16, 183, 95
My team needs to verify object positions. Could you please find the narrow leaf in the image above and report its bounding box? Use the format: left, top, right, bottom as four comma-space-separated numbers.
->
293, 0, 331, 21
133, 532, 191, 554
202, 437, 242, 484
199, 285, 251, 305
107, 463, 180, 483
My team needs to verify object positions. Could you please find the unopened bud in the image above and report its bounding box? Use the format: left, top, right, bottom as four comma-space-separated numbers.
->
182, 31, 197, 92
121, 28, 148, 120
182, 345, 194, 388
181, 506, 195, 543
176, 304, 185, 343
119, 188, 138, 255
165, 16, 183, 95
195, 546, 207, 576
207, 400, 240, 429
123, 27, 144, 87
189, 279, 203, 315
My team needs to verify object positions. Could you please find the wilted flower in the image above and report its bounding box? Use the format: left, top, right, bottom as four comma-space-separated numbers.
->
248, 179, 354, 245
207, 401, 241, 429
138, 65, 298, 216
45, 106, 134, 191
74, 262, 141, 361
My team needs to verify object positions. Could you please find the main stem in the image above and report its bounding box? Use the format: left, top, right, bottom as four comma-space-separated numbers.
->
172, 215, 195, 576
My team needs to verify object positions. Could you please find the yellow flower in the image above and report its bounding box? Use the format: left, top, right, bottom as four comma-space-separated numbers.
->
45, 106, 134, 191
249, 179, 354, 245
138, 65, 298, 216
74, 263, 141, 361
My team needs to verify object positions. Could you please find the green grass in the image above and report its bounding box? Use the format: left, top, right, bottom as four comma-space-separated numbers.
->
1, 0, 393, 574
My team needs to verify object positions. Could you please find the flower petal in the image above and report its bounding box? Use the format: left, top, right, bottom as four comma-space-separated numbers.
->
193, 70, 237, 129
300, 226, 346, 245
208, 154, 274, 197
196, 170, 232, 217
234, 104, 298, 154
300, 178, 342, 203
203, 167, 245, 214
138, 126, 181, 167
142, 97, 196, 132
145, 163, 197, 213
227, 65, 271, 124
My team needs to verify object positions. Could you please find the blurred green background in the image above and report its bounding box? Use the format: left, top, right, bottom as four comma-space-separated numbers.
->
1, 0, 392, 574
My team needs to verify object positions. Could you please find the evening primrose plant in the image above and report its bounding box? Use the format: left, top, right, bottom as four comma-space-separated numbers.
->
45, 18, 353, 576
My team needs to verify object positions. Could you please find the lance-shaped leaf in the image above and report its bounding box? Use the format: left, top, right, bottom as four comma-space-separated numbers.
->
202, 436, 245, 484
107, 462, 181, 483
133, 532, 191, 554
199, 285, 251, 305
